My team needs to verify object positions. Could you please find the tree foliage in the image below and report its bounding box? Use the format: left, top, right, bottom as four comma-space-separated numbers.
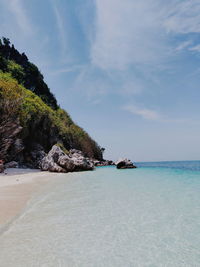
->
0, 72, 24, 123
0, 37, 57, 109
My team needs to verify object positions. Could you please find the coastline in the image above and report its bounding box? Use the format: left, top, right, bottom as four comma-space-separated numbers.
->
0, 169, 55, 227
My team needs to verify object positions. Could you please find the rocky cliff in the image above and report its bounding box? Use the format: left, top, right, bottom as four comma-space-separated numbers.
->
0, 37, 103, 168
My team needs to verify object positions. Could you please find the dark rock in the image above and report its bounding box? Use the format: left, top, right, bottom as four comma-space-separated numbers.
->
116, 159, 137, 169
0, 120, 23, 162
29, 144, 46, 168
5, 161, 18, 168
94, 159, 115, 167
0, 160, 4, 173
11, 139, 24, 156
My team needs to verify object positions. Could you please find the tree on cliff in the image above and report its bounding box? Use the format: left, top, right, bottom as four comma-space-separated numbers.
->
0, 37, 104, 164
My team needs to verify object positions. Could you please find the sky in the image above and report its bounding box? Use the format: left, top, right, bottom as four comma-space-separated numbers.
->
0, 0, 200, 161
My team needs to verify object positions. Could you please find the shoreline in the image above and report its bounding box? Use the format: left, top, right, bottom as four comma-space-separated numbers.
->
0, 169, 56, 228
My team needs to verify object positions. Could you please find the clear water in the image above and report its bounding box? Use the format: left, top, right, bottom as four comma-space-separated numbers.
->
0, 162, 200, 267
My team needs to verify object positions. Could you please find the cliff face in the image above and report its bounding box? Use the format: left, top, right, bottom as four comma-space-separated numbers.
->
0, 38, 103, 167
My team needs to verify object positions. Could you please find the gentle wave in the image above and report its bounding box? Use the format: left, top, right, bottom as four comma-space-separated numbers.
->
137, 160, 200, 171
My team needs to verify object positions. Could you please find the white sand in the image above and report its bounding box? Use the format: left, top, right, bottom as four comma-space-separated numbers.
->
0, 169, 55, 226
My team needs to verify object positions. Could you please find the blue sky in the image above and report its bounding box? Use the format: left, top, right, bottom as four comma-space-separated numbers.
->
1, 0, 200, 161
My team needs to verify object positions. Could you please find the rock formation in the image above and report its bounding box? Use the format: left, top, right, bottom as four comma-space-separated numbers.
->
5, 161, 18, 168
94, 160, 115, 167
116, 159, 137, 169
0, 38, 103, 169
0, 160, 4, 173
0, 120, 23, 162
40, 145, 94, 173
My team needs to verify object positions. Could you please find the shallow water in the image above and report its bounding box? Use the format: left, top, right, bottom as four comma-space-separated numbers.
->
0, 163, 200, 267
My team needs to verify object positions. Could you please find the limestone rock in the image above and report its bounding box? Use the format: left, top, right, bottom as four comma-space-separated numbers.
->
40, 145, 65, 172
69, 149, 84, 157
72, 156, 94, 171
116, 159, 137, 169
57, 155, 75, 172
40, 145, 94, 173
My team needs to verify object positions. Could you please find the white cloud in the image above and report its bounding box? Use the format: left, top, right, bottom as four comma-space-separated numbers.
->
91, 0, 200, 71
189, 44, 200, 52
123, 104, 190, 123
52, 65, 84, 75
6, 0, 33, 35
164, 0, 200, 34
175, 40, 193, 51
123, 105, 161, 121
51, 1, 67, 57
91, 0, 170, 70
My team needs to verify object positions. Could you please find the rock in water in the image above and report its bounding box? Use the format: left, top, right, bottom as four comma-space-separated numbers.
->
116, 158, 137, 169
40, 145, 94, 173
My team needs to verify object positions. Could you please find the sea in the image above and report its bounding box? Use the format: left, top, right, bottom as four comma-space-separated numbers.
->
0, 161, 200, 267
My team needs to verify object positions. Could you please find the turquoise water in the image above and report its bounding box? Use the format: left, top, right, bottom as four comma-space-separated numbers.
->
0, 162, 200, 266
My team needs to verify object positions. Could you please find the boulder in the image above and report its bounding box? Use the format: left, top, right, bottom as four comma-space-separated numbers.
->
40, 146, 66, 172
40, 155, 67, 173
5, 161, 18, 168
69, 149, 94, 171
57, 155, 75, 172
40, 145, 94, 173
47, 145, 65, 162
72, 156, 94, 171
116, 159, 137, 169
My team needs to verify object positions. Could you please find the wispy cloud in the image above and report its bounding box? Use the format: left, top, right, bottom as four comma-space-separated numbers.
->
91, 0, 170, 70
123, 104, 190, 123
123, 105, 161, 121
91, 0, 200, 71
175, 40, 193, 51
164, 0, 200, 34
51, 0, 67, 58
71, 65, 112, 103
52, 65, 85, 75
189, 44, 200, 52
6, 0, 34, 35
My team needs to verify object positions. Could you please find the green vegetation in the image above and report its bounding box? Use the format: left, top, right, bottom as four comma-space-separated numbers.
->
0, 37, 57, 109
0, 72, 24, 121
0, 38, 103, 162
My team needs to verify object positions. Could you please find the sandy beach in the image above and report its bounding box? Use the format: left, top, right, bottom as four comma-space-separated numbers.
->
0, 169, 55, 227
